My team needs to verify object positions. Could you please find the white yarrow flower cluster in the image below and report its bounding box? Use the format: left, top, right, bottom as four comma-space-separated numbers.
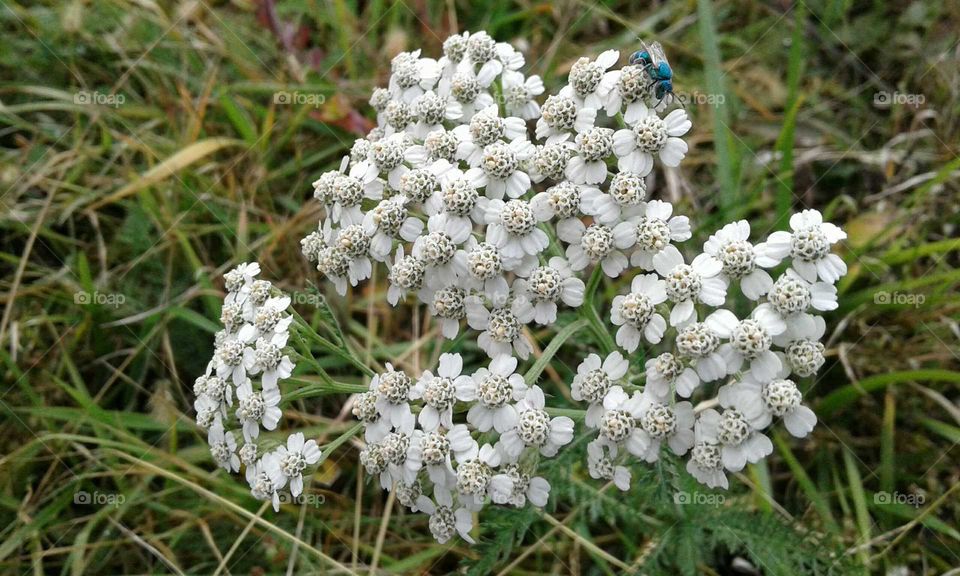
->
195, 31, 845, 546
303, 29, 845, 528
193, 264, 332, 510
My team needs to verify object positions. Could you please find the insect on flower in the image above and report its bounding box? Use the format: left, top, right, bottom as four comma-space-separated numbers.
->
629, 40, 680, 108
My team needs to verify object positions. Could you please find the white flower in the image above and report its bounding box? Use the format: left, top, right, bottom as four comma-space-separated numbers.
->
395, 158, 453, 210
513, 257, 586, 325
528, 142, 575, 183
242, 336, 295, 390
454, 443, 502, 509
466, 296, 534, 360
587, 441, 632, 491
437, 69, 496, 123
311, 166, 341, 207
559, 219, 635, 278
388, 49, 442, 103
610, 273, 668, 352
235, 379, 282, 442
420, 488, 475, 544
428, 167, 488, 228
613, 104, 690, 176
600, 63, 653, 121
395, 480, 432, 513
754, 269, 838, 333
535, 95, 596, 144
359, 443, 389, 487
410, 89, 463, 138
349, 137, 372, 167
756, 209, 847, 283
238, 295, 292, 344
454, 104, 526, 167
530, 181, 585, 227
461, 354, 528, 433
382, 98, 415, 135
224, 262, 261, 304
592, 386, 648, 458
702, 220, 776, 300
653, 245, 727, 326
215, 336, 251, 386
773, 313, 827, 377
248, 453, 285, 511
377, 428, 418, 488
330, 164, 384, 226
406, 424, 476, 488
352, 391, 391, 443
194, 373, 233, 412
356, 134, 408, 189
705, 308, 786, 381
406, 128, 460, 166
314, 245, 352, 296
330, 224, 374, 286
624, 200, 692, 270
409, 353, 473, 431
501, 70, 544, 119
685, 440, 728, 490
207, 421, 240, 472
219, 300, 248, 336
484, 199, 550, 260
386, 247, 427, 306
370, 363, 415, 428
498, 386, 574, 461
719, 370, 817, 438
362, 197, 424, 262
571, 352, 628, 428
466, 139, 535, 199
426, 285, 468, 339
439, 32, 470, 76
458, 31, 524, 79
675, 322, 728, 385
490, 463, 551, 508
411, 214, 470, 289
270, 432, 321, 497
581, 171, 647, 224
565, 126, 615, 185
696, 407, 773, 473
457, 239, 511, 304
645, 352, 699, 399
559, 50, 620, 110
194, 393, 223, 431
631, 392, 695, 462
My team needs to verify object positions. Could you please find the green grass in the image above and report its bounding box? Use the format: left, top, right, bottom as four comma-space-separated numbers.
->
2, 0, 959, 574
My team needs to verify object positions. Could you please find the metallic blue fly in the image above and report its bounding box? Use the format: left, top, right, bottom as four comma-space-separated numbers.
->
628, 41, 681, 107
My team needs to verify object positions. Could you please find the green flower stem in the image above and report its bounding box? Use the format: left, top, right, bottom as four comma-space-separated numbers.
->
545, 407, 586, 420
290, 309, 375, 377
318, 422, 363, 463
524, 318, 589, 385
283, 377, 368, 404
581, 266, 616, 354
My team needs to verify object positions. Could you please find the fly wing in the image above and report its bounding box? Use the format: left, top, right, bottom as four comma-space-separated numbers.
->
644, 41, 670, 68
